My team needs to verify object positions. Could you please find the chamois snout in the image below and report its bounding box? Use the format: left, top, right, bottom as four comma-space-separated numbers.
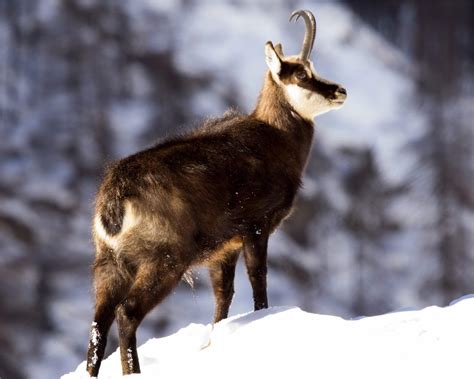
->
333, 86, 347, 103
336, 86, 347, 97
322, 82, 347, 102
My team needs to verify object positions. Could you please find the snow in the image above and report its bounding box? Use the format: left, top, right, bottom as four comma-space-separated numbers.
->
63, 296, 474, 379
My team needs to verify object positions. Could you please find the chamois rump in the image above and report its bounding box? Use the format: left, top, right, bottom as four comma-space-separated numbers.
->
86, 9, 347, 376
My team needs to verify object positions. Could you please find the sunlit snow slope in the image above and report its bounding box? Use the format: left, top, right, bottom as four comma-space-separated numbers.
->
63, 296, 474, 379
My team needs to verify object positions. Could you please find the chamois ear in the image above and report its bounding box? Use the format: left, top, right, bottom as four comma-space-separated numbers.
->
274, 43, 284, 58
265, 41, 282, 77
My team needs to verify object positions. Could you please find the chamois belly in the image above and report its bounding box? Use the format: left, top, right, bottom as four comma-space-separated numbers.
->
94, 198, 244, 263
197, 236, 243, 267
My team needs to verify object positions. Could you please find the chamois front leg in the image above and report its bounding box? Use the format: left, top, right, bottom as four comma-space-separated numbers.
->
243, 231, 269, 310
210, 251, 240, 323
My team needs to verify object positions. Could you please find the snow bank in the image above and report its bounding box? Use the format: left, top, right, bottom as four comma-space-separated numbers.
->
63, 296, 474, 379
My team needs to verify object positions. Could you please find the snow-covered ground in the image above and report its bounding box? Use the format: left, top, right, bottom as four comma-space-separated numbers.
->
63, 295, 474, 379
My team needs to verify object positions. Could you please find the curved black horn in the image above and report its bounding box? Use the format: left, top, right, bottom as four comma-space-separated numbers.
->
289, 9, 316, 62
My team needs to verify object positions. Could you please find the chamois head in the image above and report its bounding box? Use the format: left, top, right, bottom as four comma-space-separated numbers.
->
265, 9, 347, 121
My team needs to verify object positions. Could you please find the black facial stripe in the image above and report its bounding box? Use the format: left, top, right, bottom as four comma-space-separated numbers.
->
279, 61, 339, 99
300, 78, 339, 99
279, 61, 303, 82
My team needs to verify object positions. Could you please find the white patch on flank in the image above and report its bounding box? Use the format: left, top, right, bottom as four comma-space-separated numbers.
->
94, 213, 119, 250
88, 321, 100, 368
94, 201, 139, 250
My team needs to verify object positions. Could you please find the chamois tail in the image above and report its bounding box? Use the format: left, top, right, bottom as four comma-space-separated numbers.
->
96, 175, 128, 236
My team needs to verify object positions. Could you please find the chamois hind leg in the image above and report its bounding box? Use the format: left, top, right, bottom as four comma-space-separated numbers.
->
210, 250, 240, 323
86, 254, 131, 377
115, 262, 183, 375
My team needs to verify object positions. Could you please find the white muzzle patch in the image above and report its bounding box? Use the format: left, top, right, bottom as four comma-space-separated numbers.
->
285, 83, 338, 121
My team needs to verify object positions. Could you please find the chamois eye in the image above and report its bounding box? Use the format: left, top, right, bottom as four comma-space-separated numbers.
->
296, 71, 308, 81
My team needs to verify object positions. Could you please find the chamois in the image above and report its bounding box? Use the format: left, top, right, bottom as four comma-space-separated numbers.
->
86, 9, 346, 376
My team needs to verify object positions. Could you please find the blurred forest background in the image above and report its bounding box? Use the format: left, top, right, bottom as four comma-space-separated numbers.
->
0, 0, 472, 377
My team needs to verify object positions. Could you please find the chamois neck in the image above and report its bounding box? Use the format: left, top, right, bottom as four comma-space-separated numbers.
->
252, 72, 314, 172
252, 72, 313, 130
